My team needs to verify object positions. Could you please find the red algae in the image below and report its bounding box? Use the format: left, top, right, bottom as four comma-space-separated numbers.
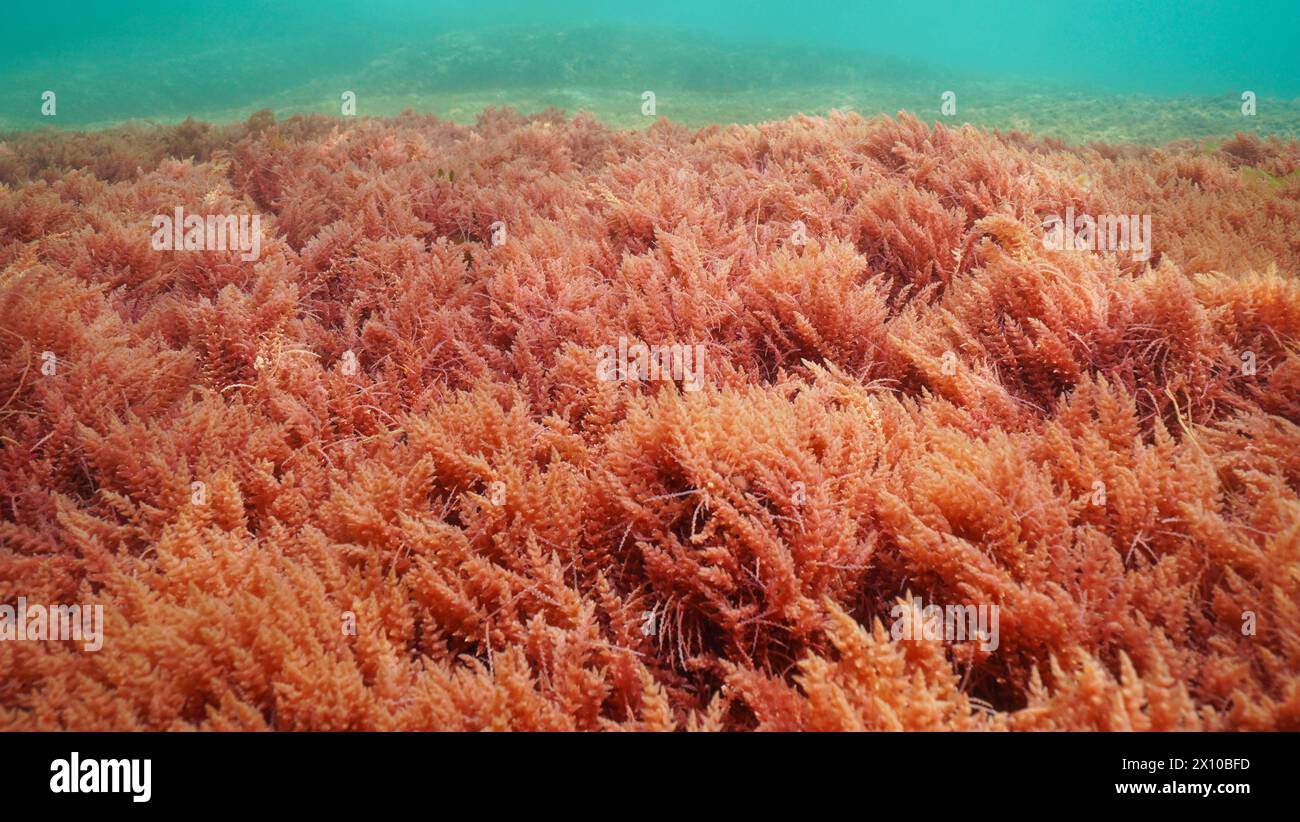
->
1, 109, 1298, 730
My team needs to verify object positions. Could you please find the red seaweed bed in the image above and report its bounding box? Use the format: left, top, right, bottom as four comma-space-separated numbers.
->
1, 108, 1299, 730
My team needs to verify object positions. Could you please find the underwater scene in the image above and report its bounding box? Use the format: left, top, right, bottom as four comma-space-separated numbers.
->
1, 0, 1299, 747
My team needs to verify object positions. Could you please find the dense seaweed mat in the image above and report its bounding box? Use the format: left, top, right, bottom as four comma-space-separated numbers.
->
1, 109, 1298, 730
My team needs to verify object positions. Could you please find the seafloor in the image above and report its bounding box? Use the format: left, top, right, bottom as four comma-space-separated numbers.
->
2, 25, 1298, 143
1, 106, 1298, 730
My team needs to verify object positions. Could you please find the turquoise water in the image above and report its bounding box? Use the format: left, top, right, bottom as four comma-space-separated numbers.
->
2, 1, 1298, 141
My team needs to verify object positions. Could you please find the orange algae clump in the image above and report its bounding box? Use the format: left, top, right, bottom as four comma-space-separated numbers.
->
1, 109, 1298, 731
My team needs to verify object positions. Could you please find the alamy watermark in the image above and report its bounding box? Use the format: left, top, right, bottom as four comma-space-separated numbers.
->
0, 596, 103, 652
1042, 206, 1151, 262
596, 336, 705, 392
890, 597, 999, 652
151, 207, 262, 261
50, 752, 150, 803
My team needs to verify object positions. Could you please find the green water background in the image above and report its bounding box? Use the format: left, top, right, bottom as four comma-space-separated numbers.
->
2, 1, 1298, 143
